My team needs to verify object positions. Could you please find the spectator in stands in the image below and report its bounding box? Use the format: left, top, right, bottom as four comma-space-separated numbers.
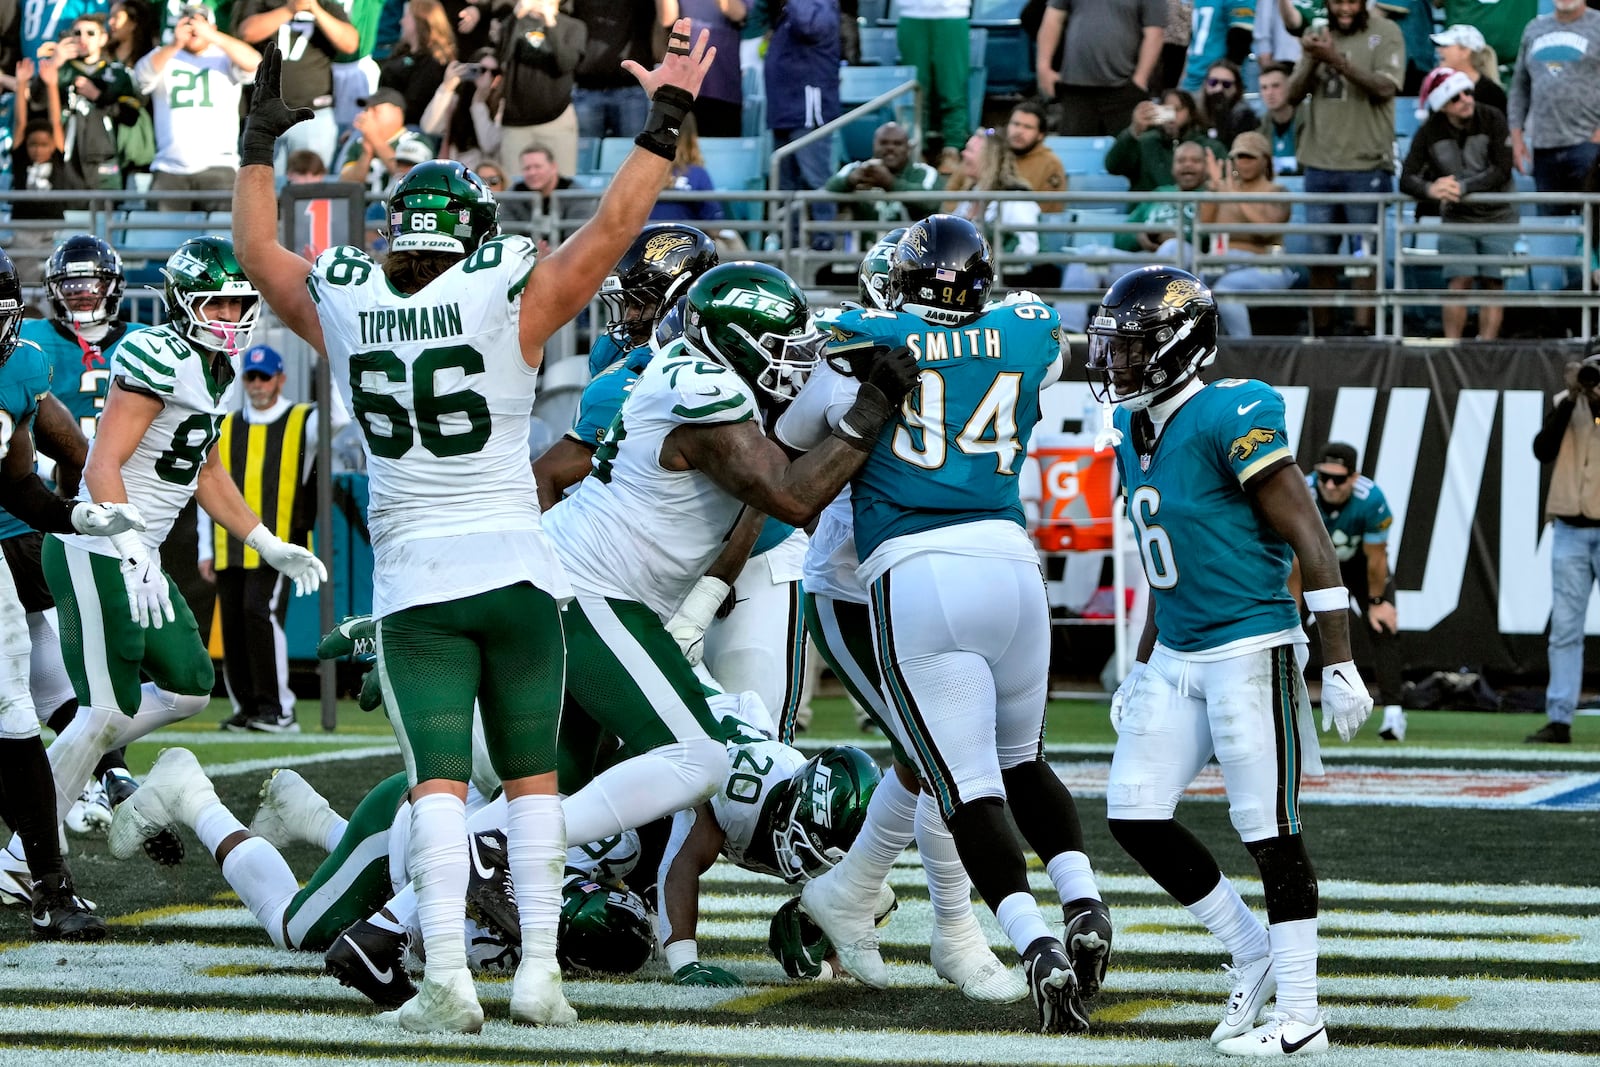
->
1196, 58, 1258, 148
1528, 346, 1600, 745
1155, 0, 1189, 93
651, 113, 725, 223
1255, 0, 1301, 70
823, 120, 944, 248
1508, 0, 1600, 216
1180, 0, 1253, 94
491, 0, 585, 176
376, 0, 456, 126
661, 0, 745, 137
1432, 24, 1506, 117
418, 49, 494, 168
474, 158, 506, 192
235, 0, 359, 171
108, 0, 159, 66
945, 127, 1054, 289
285, 147, 326, 181
7, 117, 77, 282
47, 15, 145, 192
1440, 0, 1535, 80
570, 0, 654, 140
896, 0, 969, 155
1203, 130, 1296, 337
1006, 99, 1067, 212
499, 141, 594, 249
1287, 0, 1404, 334
329, 0, 384, 132
1035, 0, 1164, 137
1058, 139, 1209, 329
765, 0, 840, 249
335, 86, 431, 192
1374, 0, 1437, 96
1105, 88, 1223, 192
1400, 67, 1516, 341
135, 5, 259, 211
1256, 61, 1301, 175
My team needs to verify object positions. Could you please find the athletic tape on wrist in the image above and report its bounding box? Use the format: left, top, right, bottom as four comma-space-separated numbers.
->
635, 85, 695, 161
1303, 586, 1348, 614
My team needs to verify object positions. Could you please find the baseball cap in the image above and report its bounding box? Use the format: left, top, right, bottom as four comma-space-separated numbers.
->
1430, 24, 1486, 53
392, 136, 432, 166
1417, 66, 1475, 118
1314, 442, 1358, 475
357, 88, 407, 111
243, 344, 284, 376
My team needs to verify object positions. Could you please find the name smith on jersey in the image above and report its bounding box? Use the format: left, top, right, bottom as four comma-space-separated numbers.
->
358, 303, 465, 345
905, 326, 1003, 363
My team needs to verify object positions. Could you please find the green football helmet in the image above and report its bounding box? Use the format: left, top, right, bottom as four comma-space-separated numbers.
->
770, 745, 881, 883
768, 896, 833, 979
683, 261, 822, 402
557, 876, 654, 976
385, 159, 498, 256
858, 227, 906, 311
160, 235, 260, 357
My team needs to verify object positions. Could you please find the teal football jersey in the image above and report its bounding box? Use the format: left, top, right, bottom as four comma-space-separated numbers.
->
586, 334, 629, 380
20, 319, 146, 442
1307, 473, 1393, 564
831, 301, 1061, 560
1111, 379, 1302, 652
0, 342, 54, 539
1182, 0, 1255, 92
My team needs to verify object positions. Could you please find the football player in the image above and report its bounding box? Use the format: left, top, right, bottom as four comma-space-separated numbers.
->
655, 692, 883, 985
771, 231, 1032, 1006
6, 235, 146, 836
1088, 266, 1372, 1056
0, 247, 149, 940
229, 30, 721, 1034
789, 215, 1111, 1035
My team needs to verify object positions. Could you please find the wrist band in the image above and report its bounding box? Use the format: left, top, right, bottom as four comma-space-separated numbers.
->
635, 84, 694, 161
1303, 586, 1348, 614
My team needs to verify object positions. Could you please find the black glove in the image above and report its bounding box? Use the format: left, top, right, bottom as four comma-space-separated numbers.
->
240, 42, 316, 168
831, 346, 919, 452
862, 345, 920, 407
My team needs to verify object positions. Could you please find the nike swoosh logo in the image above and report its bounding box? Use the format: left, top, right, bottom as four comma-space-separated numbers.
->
1281, 1025, 1326, 1053
341, 935, 394, 984
1237, 401, 1262, 416
469, 836, 498, 882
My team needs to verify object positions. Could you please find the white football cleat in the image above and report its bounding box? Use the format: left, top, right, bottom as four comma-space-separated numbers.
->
1211, 954, 1277, 1043
1378, 705, 1407, 742
382, 970, 484, 1034
107, 748, 212, 860
800, 868, 888, 989
930, 914, 1027, 1003
66, 780, 113, 835
250, 769, 340, 851
0, 846, 34, 907
1215, 1011, 1329, 1057
510, 956, 577, 1026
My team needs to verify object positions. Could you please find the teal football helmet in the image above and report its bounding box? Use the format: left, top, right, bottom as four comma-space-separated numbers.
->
683, 261, 822, 402
770, 746, 881, 883
769, 896, 832, 979
386, 159, 498, 256
858, 227, 905, 310
557, 876, 654, 976
160, 235, 260, 357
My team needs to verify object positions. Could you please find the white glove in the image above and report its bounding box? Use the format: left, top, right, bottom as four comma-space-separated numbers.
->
245, 524, 327, 597
665, 576, 730, 666
1109, 660, 1146, 734
70, 502, 147, 537
110, 530, 173, 629
1320, 660, 1374, 742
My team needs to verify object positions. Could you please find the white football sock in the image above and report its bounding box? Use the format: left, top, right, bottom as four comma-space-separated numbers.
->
43, 704, 121, 826
320, 814, 350, 855
507, 793, 565, 952
1268, 917, 1320, 1022
192, 800, 244, 856
833, 767, 917, 898
1186, 875, 1270, 966
221, 837, 300, 950
374, 885, 417, 935
409, 792, 470, 978
914, 788, 973, 925
562, 738, 724, 845
1045, 850, 1101, 904
995, 891, 1054, 956
465, 793, 508, 835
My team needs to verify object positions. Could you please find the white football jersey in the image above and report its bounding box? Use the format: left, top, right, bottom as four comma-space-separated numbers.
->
309, 237, 570, 616
63, 325, 234, 557
544, 341, 757, 621
712, 706, 806, 879
135, 47, 252, 175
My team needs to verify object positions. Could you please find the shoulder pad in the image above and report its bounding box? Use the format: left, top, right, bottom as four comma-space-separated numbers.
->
654, 356, 756, 425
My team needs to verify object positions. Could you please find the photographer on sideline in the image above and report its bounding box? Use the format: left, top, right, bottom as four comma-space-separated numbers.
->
1529, 352, 1600, 744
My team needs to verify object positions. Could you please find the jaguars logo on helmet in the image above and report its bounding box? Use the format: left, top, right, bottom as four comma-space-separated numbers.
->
386, 160, 499, 256
684, 261, 822, 403
557, 876, 655, 976
887, 214, 994, 327
46, 234, 125, 328
770, 745, 881, 882
858, 227, 906, 311
599, 223, 719, 353
1085, 265, 1218, 412
0, 250, 23, 370
160, 236, 260, 359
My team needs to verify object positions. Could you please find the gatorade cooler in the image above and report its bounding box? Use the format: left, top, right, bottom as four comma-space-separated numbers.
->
1034, 448, 1116, 552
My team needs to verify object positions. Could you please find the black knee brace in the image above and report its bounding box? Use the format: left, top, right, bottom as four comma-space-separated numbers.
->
1245, 835, 1318, 924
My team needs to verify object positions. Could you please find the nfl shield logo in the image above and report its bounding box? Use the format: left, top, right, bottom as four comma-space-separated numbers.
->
1139, 452, 1152, 472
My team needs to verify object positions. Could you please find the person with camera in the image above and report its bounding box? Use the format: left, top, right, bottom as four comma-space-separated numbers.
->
235, 0, 359, 171
1528, 352, 1600, 744
1104, 88, 1223, 193
42, 15, 146, 192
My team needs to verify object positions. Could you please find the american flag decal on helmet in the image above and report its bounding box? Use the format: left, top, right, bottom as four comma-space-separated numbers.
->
935, 268, 956, 281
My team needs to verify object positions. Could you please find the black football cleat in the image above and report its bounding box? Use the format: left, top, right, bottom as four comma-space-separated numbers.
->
1022, 936, 1088, 1034
1062, 897, 1113, 999
31, 874, 106, 942
465, 829, 521, 946
325, 919, 416, 1008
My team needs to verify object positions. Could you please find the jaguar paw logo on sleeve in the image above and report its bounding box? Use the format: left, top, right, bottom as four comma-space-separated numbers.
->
1229, 427, 1278, 461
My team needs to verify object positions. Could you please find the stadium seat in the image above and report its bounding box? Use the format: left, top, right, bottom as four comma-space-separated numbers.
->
571, 172, 608, 190
839, 64, 920, 106
858, 25, 898, 65
575, 137, 599, 174
1069, 172, 1130, 215
1070, 207, 1124, 251
1046, 136, 1117, 175
1394, 100, 1421, 138
983, 26, 1034, 96
597, 136, 633, 175
1038, 211, 1071, 254
858, 0, 889, 26
700, 136, 766, 192
968, 28, 988, 68
1528, 218, 1583, 293
115, 210, 211, 285
967, 66, 986, 138
970, 0, 1026, 24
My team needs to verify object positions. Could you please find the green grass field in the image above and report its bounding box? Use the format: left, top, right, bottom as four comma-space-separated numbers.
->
1, 696, 1596, 1066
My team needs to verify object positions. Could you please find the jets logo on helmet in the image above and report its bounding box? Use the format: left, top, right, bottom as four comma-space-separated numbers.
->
1085, 265, 1218, 412
160, 236, 260, 359
857, 227, 905, 311
557, 876, 655, 976
684, 261, 822, 404
769, 745, 880, 882
46, 234, 125, 329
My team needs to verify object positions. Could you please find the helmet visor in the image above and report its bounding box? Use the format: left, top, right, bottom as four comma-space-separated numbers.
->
598, 279, 657, 349
52, 276, 112, 312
